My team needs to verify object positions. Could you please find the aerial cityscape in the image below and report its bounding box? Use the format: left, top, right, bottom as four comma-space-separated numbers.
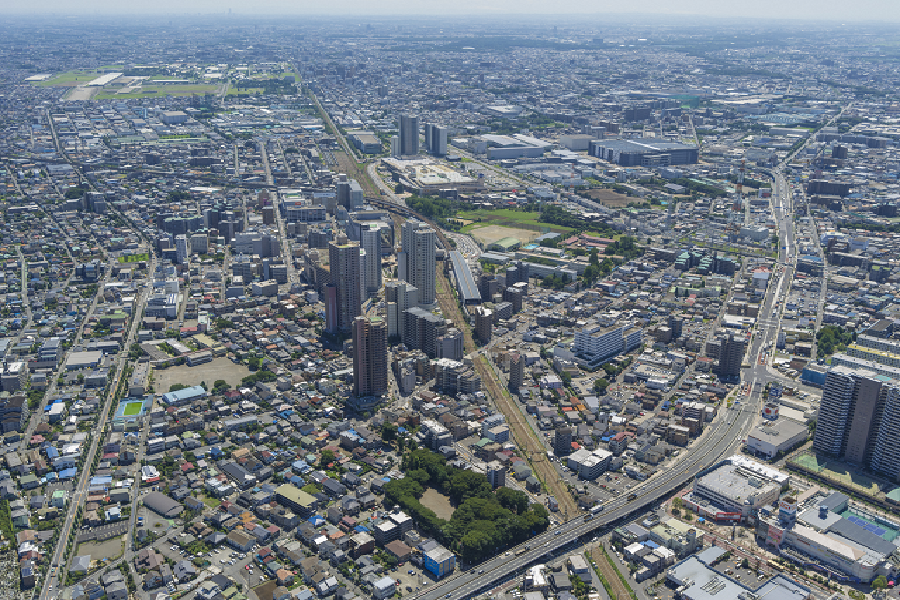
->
3, 11, 900, 600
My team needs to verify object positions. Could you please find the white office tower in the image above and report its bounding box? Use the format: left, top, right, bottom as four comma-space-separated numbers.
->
175, 234, 189, 265
385, 281, 419, 340
400, 219, 436, 307
390, 135, 401, 158
361, 225, 382, 297
399, 114, 419, 156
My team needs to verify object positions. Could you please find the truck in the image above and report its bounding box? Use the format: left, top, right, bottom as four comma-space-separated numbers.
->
591, 505, 604, 514
137, 517, 144, 527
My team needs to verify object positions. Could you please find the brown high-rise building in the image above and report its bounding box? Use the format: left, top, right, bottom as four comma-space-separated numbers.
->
509, 352, 524, 392
474, 306, 493, 344
716, 334, 747, 378
353, 316, 388, 398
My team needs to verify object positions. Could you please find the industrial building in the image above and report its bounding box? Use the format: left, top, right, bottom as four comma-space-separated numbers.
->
589, 138, 699, 167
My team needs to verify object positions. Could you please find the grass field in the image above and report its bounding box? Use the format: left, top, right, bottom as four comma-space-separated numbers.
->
791, 452, 885, 497
468, 223, 542, 246
95, 84, 218, 100
33, 71, 98, 87
117, 253, 149, 263
226, 89, 262, 96
583, 188, 634, 208
456, 208, 575, 234
122, 402, 143, 417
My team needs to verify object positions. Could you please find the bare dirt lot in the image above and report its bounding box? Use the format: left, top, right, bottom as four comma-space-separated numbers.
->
154, 357, 251, 392
76, 536, 124, 563
469, 224, 541, 246
583, 188, 632, 207
420, 488, 455, 520
66, 86, 96, 101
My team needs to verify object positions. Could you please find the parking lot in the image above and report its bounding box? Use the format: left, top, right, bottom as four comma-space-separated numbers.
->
389, 562, 429, 596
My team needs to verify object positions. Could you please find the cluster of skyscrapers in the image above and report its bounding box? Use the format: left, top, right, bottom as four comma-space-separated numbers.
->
324, 215, 438, 406
814, 365, 900, 482
390, 114, 447, 158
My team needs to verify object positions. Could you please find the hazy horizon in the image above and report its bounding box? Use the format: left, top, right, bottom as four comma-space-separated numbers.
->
1, 0, 899, 22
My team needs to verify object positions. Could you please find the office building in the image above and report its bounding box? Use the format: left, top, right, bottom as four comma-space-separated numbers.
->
353, 316, 388, 398
399, 115, 419, 156
175, 234, 189, 265
328, 239, 362, 333
361, 225, 382, 297
399, 219, 436, 306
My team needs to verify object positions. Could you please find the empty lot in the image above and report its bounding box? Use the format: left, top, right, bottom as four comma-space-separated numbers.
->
154, 357, 251, 392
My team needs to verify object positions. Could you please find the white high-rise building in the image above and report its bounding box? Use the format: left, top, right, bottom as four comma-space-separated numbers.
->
361, 225, 382, 297
175, 234, 189, 265
400, 219, 436, 307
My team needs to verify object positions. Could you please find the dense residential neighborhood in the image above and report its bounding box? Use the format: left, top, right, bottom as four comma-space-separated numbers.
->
3, 12, 900, 600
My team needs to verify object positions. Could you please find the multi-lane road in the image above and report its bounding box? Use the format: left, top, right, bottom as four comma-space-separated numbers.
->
416, 387, 764, 600
414, 160, 799, 600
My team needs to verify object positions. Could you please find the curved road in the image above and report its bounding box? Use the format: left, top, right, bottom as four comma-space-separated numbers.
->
413, 157, 799, 600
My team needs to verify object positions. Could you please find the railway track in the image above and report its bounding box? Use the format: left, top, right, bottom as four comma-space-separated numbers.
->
477, 355, 580, 518
416, 401, 758, 600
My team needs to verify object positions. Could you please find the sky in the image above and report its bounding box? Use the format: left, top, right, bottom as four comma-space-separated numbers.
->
3, 0, 900, 21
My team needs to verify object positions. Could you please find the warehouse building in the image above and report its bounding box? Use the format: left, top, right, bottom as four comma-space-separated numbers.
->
589, 138, 699, 167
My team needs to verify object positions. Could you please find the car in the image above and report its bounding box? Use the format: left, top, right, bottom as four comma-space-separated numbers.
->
246, 565, 250, 570
407, 587, 413, 592
408, 570, 414, 575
